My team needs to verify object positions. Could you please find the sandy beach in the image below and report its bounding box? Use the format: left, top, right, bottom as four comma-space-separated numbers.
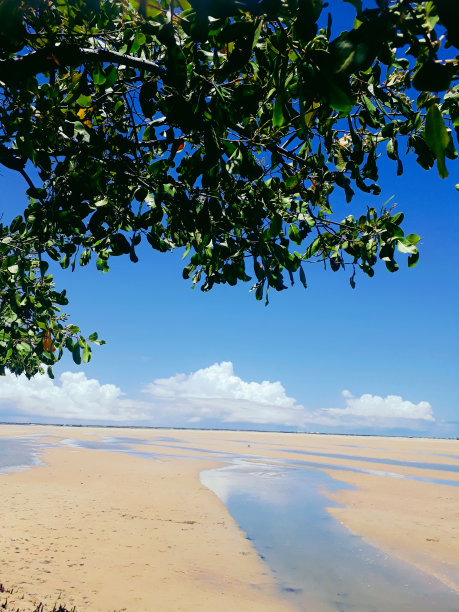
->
0, 434, 291, 611
0, 425, 458, 611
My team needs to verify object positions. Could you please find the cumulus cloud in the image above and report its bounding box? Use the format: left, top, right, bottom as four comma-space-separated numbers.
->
0, 362, 436, 431
0, 363, 306, 427
0, 371, 150, 422
142, 361, 306, 426
327, 390, 435, 422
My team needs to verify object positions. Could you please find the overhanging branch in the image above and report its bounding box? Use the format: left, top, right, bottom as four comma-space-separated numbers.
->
0, 44, 164, 85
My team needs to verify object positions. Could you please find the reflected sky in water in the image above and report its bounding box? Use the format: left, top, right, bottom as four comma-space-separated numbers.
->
271, 457, 459, 487
0, 436, 43, 472
266, 447, 459, 472
201, 460, 459, 612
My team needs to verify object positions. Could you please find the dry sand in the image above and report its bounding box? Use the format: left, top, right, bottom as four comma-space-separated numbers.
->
0, 430, 293, 612
0, 425, 458, 610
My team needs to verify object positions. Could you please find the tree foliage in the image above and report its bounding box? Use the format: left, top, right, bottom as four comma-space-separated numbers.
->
1, 0, 458, 377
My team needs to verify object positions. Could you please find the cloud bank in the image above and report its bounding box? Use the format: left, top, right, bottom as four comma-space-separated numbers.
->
143, 361, 305, 426
328, 390, 435, 422
0, 362, 436, 432
0, 371, 149, 422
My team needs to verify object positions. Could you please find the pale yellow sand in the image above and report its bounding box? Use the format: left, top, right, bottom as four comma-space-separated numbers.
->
1, 425, 458, 610
324, 469, 459, 594
0, 437, 293, 611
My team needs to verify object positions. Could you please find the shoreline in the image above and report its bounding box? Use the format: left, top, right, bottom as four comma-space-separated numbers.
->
1, 421, 458, 441
1, 425, 458, 610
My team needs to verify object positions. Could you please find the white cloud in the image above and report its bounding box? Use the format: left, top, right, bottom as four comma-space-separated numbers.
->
145, 361, 295, 406
0, 371, 149, 421
327, 390, 435, 422
0, 363, 306, 426
0, 363, 435, 430
142, 361, 306, 426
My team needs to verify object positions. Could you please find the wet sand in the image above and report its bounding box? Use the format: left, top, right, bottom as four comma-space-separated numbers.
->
324, 470, 459, 593
0, 425, 458, 610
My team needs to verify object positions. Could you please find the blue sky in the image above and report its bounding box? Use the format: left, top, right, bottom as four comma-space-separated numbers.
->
1, 150, 458, 436
0, 1, 458, 436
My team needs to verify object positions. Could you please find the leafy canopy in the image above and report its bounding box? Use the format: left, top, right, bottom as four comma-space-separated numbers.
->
1, 0, 458, 377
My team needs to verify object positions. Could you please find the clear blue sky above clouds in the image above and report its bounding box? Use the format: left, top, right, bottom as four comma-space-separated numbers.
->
1, 151, 458, 436
0, 2, 458, 436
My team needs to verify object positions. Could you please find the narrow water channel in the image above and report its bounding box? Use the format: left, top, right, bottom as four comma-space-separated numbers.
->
200, 460, 459, 612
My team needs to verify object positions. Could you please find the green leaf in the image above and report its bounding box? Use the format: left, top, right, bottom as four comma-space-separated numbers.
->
251, 19, 263, 52
136, 31, 146, 47
327, 81, 354, 113
304, 236, 322, 259
165, 44, 187, 91
288, 224, 302, 245
385, 259, 399, 273
425, 103, 450, 178
273, 97, 285, 128
93, 69, 106, 85
413, 62, 454, 92
362, 95, 376, 112
72, 343, 81, 365
268, 215, 282, 238
285, 174, 301, 190
386, 138, 395, 159
408, 251, 420, 268
349, 267, 356, 289
130, 0, 161, 18
82, 343, 92, 363
76, 94, 92, 108
73, 121, 90, 143
299, 266, 307, 289
397, 239, 418, 254
111, 233, 131, 255
104, 65, 118, 88
405, 234, 420, 246
96, 256, 109, 273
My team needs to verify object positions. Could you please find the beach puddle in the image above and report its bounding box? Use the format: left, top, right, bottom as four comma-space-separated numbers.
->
201, 460, 459, 612
269, 448, 459, 473
58, 436, 154, 450
0, 436, 43, 473
275, 456, 459, 487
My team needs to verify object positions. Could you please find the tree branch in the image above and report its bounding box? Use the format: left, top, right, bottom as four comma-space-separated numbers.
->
0, 44, 164, 85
